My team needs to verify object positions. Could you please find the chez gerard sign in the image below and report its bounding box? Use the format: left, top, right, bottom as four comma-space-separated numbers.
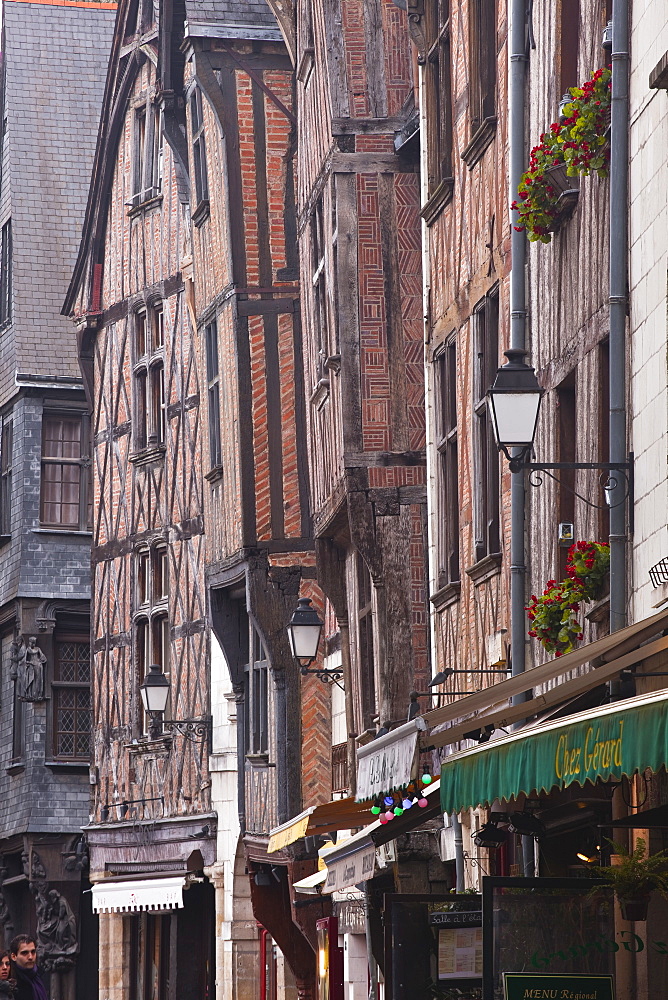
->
440, 690, 668, 815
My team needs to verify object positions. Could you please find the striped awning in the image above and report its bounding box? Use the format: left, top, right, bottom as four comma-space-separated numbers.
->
92, 876, 186, 913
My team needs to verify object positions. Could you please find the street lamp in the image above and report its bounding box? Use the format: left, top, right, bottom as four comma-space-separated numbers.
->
486, 348, 544, 470
139, 663, 211, 743
287, 597, 342, 683
140, 663, 170, 738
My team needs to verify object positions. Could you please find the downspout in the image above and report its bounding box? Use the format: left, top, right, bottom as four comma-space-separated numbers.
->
452, 814, 465, 891
608, 0, 629, 637
509, 0, 528, 701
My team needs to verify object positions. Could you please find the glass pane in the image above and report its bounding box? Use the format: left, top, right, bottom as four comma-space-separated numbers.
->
137, 550, 149, 606
42, 416, 82, 459
41, 462, 81, 525
136, 312, 147, 357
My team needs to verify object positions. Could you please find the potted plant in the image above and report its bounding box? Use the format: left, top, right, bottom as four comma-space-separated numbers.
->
512, 67, 611, 243
588, 838, 668, 921
526, 541, 610, 655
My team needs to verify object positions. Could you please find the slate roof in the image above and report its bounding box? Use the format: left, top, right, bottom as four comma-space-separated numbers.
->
184, 0, 282, 40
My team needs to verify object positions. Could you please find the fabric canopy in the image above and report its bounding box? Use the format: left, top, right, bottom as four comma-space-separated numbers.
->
267, 797, 375, 853
440, 690, 668, 815
92, 876, 185, 913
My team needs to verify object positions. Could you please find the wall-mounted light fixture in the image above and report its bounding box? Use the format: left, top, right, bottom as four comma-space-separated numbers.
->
139, 664, 211, 743
287, 598, 343, 683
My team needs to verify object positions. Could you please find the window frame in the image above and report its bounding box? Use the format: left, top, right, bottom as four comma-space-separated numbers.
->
134, 543, 170, 735
132, 102, 163, 207
0, 219, 12, 326
471, 288, 500, 567
189, 86, 209, 219
435, 337, 460, 588
39, 411, 92, 531
204, 320, 222, 470
133, 304, 166, 452
244, 623, 269, 756
424, 0, 454, 200
1, 417, 12, 537
52, 634, 92, 761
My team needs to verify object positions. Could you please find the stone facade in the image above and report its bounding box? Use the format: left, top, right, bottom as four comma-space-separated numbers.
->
0, 3, 114, 999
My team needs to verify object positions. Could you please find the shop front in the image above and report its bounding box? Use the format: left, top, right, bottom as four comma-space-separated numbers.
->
436, 689, 668, 1000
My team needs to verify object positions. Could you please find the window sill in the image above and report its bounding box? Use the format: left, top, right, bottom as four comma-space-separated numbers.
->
127, 193, 163, 218
245, 752, 272, 766
6, 761, 25, 775
129, 444, 167, 466
431, 580, 461, 611
461, 116, 497, 169
0, 318, 11, 335
0, 533, 10, 546
205, 465, 224, 484
33, 527, 92, 537
44, 759, 89, 772
421, 177, 454, 228
465, 552, 502, 586
192, 200, 210, 228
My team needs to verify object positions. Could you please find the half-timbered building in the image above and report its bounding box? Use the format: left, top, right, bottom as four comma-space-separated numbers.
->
64, 1, 216, 996
0, 2, 114, 997
181, 4, 333, 997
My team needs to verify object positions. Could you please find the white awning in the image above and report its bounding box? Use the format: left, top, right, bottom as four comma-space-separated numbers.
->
356, 717, 427, 801
92, 876, 186, 913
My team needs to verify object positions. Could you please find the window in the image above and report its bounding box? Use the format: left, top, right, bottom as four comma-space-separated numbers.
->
560, 0, 580, 96
134, 305, 165, 450
435, 338, 459, 586
356, 552, 376, 730
425, 0, 453, 199
40, 413, 92, 530
190, 86, 209, 210
52, 638, 91, 759
1, 418, 12, 536
472, 289, 500, 565
135, 545, 170, 733
204, 321, 221, 469
245, 624, 268, 755
311, 198, 330, 380
0, 220, 11, 325
469, 0, 496, 132
132, 104, 163, 204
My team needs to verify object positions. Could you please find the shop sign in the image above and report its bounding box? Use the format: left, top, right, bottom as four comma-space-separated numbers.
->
554, 720, 624, 784
357, 720, 424, 801
430, 910, 482, 926
323, 842, 376, 894
334, 899, 366, 935
503, 973, 614, 1000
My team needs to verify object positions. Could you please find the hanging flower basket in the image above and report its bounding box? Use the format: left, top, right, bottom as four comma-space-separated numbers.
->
512, 67, 611, 243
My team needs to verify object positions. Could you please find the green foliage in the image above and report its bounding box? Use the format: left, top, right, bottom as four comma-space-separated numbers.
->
526, 542, 609, 656
512, 67, 611, 243
588, 838, 668, 900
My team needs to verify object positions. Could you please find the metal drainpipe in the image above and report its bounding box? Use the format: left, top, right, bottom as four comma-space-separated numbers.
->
452, 813, 465, 891
509, 0, 528, 703
608, 0, 629, 638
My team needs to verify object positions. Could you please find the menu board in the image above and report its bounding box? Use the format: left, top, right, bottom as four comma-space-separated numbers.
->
438, 926, 483, 980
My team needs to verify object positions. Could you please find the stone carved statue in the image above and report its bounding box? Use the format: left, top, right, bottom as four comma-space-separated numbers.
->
0, 891, 14, 948
16, 637, 46, 701
26, 852, 78, 972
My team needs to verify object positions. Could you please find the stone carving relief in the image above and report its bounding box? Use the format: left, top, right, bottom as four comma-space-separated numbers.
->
25, 852, 78, 972
11, 637, 47, 701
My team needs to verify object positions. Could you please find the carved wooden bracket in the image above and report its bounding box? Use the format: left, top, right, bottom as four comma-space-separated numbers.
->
407, 0, 427, 64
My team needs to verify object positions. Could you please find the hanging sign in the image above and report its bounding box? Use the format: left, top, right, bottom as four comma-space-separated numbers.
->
356, 718, 425, 801
503, 973, 614, 1000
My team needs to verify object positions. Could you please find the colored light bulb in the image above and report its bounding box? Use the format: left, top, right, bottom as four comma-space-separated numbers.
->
418, 797, 428, 808
402, 798, 413, 810
384, 796, 394, 806
371, 805, 381, 815
379, 813, 389, 824
385, 811, 395, 822
393, 806, 404, 816
421, 773, 433, 785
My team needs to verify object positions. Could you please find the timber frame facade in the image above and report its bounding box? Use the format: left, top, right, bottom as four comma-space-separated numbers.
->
64, 1, 216, 997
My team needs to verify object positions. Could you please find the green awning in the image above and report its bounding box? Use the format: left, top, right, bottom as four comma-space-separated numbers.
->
440, 690, 668, 815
